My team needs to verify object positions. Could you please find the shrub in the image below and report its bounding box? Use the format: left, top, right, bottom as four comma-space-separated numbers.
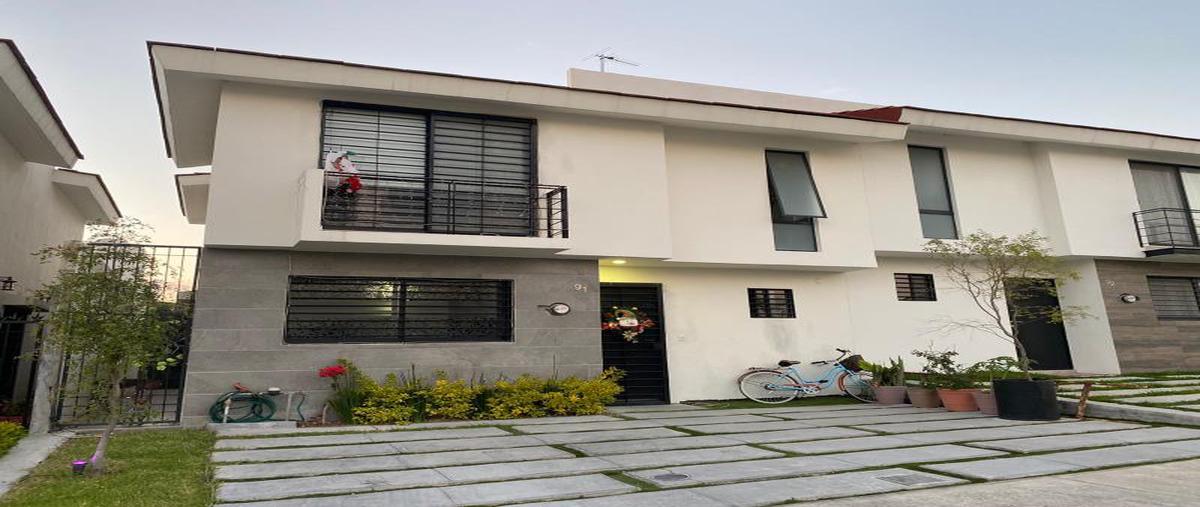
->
352, 375, 416, 425
483, 375, 547, 419
321, 358, 374, 423
0, 421, 26, 457
428, 377, 479, 420
544, 368, 624, 415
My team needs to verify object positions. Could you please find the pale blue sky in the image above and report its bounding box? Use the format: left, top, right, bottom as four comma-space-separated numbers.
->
3, 0, 1197, 244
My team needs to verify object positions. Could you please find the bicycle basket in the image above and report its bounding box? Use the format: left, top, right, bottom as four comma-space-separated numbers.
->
838, 354, 864, 372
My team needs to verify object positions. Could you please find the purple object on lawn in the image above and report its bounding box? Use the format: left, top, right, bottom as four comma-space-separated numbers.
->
72, 460, 88, 474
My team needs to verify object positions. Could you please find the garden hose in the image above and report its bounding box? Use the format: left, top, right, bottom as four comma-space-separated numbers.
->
208, 390, 277, 423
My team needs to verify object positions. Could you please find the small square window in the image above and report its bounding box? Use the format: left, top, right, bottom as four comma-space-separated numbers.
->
895, 274, 936, 301
748, 288, 796, 318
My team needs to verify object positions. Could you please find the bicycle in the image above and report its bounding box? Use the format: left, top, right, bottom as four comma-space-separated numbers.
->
737, 348, 876, 404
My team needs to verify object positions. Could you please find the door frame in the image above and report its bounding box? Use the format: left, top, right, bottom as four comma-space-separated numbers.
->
599, 282, 670, 404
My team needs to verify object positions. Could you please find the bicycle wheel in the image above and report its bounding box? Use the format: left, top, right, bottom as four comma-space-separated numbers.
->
738, 370, 800, 404
838, 371, 876, 403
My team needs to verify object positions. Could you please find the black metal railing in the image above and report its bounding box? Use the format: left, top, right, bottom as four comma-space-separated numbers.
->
1134, 208, 1200, 248
321, 173, 568, 238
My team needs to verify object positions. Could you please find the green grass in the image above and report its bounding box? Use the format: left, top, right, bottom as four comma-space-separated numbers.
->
689, 396, 864, 410
0, 429, 215, 507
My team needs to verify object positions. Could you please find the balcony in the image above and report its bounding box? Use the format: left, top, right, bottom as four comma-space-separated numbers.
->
321, 173, 568, 238
1133, 208, 1200, 257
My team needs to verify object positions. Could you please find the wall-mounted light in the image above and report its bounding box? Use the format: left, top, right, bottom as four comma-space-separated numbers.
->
0, 277, 14, 291
610, 259, 627, 265
1119, 293, 1139, 304
539, 302, 572, 316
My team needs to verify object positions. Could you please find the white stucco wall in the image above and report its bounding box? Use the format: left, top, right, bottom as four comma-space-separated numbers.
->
0, 133, 88, 307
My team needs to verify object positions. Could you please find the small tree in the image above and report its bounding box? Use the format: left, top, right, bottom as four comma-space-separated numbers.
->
925, 231, 1086, 380
34, 219, 168, 474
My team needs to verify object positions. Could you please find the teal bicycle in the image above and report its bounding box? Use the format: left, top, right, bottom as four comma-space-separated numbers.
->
738, 348, 875, 404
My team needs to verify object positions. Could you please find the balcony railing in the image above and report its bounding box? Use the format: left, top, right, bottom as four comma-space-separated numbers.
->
321, 173, 568, 238
1133, 208, 1200, 248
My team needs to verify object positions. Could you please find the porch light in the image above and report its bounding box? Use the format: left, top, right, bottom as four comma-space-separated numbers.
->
0, 277, 14, 291
610, 259, 627, 265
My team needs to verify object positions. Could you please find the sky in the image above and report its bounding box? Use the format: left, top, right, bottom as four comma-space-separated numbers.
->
3, 0, 1199, 245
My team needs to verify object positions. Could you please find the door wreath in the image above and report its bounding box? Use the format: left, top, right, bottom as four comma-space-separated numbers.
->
602, 306, 656, 343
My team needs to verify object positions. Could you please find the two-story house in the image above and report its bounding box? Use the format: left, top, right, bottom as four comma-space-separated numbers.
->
0, 38, 120, 428
150, 42, 1200, 425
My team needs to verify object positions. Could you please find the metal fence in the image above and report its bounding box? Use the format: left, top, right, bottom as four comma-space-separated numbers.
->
0, 314, 39, 428
50, 243, 201, 427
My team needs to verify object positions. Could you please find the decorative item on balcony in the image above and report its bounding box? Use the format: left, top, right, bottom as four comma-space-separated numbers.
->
324, 149, 363, 199
602, 306, 655, 343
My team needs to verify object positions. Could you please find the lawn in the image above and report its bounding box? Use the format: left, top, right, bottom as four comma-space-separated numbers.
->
0, 429, 214, 507
690, 395, 864, 410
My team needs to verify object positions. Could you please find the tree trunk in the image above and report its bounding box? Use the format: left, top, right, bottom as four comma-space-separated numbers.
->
1011, 336, 1034, 381
90, 368, 123, 475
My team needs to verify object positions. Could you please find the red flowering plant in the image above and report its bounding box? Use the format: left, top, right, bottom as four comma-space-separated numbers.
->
601, 306, 655, 343
319, 359, 366, 423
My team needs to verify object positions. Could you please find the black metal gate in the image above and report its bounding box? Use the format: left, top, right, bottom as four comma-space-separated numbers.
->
50, 244, 201, 426
600, 283, 669, 405
0, 307, 39, 428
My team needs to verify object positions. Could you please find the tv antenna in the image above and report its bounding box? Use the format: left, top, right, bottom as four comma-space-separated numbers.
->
584, 48, 639, 72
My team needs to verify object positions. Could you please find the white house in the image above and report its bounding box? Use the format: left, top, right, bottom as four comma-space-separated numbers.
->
149, 42, 1200, 425
0, 38, 120, 426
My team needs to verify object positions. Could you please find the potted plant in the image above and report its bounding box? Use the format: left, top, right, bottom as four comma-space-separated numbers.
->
913, 348, 978, 412
867, 357, 908, 404
904, 355, 942, 409
968, 357, 1022, 415
926, 232, 1088, 420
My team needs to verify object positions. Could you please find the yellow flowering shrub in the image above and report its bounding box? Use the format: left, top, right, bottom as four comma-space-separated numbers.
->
427, 378, 479, 420
482, 375, 547, 419
543, 368, 624, 415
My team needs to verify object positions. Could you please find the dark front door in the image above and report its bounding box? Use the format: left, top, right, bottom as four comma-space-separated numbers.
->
600, 283, 669, 404
1006, 278, 1074, 370
0, 306, 32, 402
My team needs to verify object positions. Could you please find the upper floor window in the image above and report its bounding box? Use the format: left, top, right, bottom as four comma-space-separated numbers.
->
908, 146, 957, 239
765, 150, 825, 252
748, 288, 796, 318
320, 102, 546, 237
1130, 161, 1200, 248
285, 276, 514, 343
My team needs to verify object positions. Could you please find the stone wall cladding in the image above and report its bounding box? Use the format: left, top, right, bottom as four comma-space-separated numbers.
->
182, 248, 601, 426
1094, 259, 1200, 372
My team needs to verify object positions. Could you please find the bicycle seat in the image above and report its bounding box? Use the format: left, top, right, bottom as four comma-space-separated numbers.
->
777, 360, 801, 367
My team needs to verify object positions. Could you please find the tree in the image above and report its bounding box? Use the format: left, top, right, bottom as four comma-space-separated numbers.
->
33, 219, 168, 474
925, 231, 1087, 380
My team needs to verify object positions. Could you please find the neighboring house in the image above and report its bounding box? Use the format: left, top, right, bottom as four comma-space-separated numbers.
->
0, 39, 120, 422
150, 41, 1200, 425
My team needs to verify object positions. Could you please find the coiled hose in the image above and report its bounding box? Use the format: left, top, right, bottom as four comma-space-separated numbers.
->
208, 390, 277, 423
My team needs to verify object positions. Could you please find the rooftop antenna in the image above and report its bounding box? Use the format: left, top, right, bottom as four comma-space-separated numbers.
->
583, 48, 639, 72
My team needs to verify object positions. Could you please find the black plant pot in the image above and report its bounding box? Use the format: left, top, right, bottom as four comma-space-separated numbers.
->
992, 379, 1060, 420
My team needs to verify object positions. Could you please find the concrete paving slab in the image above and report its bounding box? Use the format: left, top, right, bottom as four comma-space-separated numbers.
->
211, 415, 621, 438
678, 419, 816, 434
719, 426, 875, 444
513, 414, 777, 433
767, 406, 943, 420
0, 431, 73, 497
1038, 439, 1200, 468
811, 458, 1200, 506
214, 446, 573, 480
522, 468, 964, 507
606, 404, 705, 414
213, 434, 547, 463
567, 435, 742, 455
217, 468, 451, 502
970, 427, 1200, 453
600, 445, 782, 468
626, 455, 859, 488
220, 474, 636, 506
1085, 387, 1200, 397
794, 411, 990, 427
766, 435, 923, 454
530, 427, 688, 445
1115, 393, 1200, 404
214, 426, 511, 450
855, 416, 1063, 434
1179, 404, 1200, 410
922, 455, 1082, 480
620, 404, 921, 420
893, 420, 1145, 444
1133, 379, 1200, 386
826, 444, 1006, 467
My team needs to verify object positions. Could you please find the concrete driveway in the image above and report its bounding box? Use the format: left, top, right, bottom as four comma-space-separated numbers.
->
208, 402, 1200, 506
